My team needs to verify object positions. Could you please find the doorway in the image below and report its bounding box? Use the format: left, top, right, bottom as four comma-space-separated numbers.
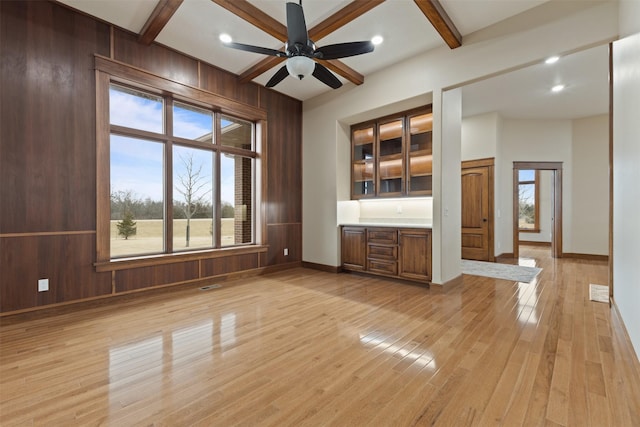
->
512, 162, 563, 259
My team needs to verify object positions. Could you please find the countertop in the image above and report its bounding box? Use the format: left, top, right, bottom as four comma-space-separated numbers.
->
340, 222, 432, 229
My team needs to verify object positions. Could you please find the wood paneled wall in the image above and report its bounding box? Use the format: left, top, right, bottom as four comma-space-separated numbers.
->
0, 1, 303, 313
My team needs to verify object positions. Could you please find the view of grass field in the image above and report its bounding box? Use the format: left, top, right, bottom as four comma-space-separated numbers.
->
111, 218, 235, 257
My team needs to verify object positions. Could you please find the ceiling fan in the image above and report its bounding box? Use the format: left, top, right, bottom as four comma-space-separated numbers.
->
222, 1, 375, 89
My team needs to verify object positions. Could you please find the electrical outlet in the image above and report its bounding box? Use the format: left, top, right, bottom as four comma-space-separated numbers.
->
38, 278, 49, 292
284, 248, 289, 256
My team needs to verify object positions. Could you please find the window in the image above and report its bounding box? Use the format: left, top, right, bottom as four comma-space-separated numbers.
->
106, 83, 256, 259
518, 169, 540, 232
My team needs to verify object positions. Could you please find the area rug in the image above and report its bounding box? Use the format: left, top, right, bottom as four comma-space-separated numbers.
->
589, 284, 609, 303
461, 259, 542, 283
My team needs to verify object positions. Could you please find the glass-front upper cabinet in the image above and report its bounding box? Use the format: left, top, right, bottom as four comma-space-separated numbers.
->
352, 124, 375, 198
407, 110, 433, 195
377, 118, 404, 196
350, 105, 431, 199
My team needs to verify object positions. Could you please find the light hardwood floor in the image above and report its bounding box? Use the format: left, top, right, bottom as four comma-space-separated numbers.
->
1, 246, 639, 426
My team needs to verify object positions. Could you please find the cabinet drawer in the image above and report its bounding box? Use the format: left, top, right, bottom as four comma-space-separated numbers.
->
368, 244, 397, 260
368, 259, 398, 275
367, 229, 397, 244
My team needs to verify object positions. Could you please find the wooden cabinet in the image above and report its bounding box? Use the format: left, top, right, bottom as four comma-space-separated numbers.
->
341, 227, 366, 271
367, 228, 398, 275
378, 118, 404, 196
407, 111, 433, 196
398, 229, 432, 281
351, 106, 433, 199
341, 226, 431, 284
351, 124, 375, 197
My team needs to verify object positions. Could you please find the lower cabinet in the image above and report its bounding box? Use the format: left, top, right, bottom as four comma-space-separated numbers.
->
398, 229, 431, 281
341, 226, 432, 283
341, 227, 366, 271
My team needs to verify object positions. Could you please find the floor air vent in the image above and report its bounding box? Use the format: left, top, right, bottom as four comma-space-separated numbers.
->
200, 284, 222, 291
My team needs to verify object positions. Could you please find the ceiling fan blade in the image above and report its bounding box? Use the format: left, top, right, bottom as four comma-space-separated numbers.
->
312, 63, 342, 89
224, 41, 285, 57
286, 2, 308, 46
314, 41, 375, 60
265, 65, 290, 88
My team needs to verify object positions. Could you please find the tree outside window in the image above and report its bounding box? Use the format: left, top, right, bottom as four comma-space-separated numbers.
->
518, 169, 540, 232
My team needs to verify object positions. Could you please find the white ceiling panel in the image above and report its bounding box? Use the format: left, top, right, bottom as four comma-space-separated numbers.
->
461, 44, 609, 119
156, 0, 284, 75
58, 0, 158, 33
441, 0, 548, 36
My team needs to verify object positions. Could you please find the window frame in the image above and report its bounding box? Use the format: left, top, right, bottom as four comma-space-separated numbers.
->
518, 169, 541, 233
95, 56, 267, 269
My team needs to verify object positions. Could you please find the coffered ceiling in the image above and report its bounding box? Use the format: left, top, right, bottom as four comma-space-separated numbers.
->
57, 0, 554, 102
57, 0, 610, 120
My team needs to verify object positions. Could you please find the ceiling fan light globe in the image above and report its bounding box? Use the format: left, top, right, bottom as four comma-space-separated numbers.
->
286, 56, 314, 80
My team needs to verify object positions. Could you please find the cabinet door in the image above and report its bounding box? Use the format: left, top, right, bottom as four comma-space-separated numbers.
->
377, 118, 404, 196
398, 229, 431, 281
407, 111, 433, 195
341, 227, 366, 271
352, 125, 375, 198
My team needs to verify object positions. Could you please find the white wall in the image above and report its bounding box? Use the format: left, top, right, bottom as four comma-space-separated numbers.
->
302, 1, 618, 282
462, 114, 609, 256
461, 113, 499, 161
612, 31, 640, 358
438, 88, 462, 282
498, 119, 573, 254
619, 0, 640, 37
571, 114, 610, 255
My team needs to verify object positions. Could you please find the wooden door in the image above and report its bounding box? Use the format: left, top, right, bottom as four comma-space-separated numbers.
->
398, 229, 431, 281
461, 159, 494, 261
341, 227, 366, 271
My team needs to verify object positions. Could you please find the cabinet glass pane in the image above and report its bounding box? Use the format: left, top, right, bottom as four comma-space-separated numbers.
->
353, 127, 373, 144
410, 132, 432, 152
379, 120, 403, 156
354, 143, 373, 161
353, 181, 375, 196
353, 160, 374, 196
378, 119, 403, 194
353, 161, 374, 181
379, 178, 402, 194
379, 138, 402, 156
409, 113, 432, 136
408, 113, 433, 194
410, 175, 432, 192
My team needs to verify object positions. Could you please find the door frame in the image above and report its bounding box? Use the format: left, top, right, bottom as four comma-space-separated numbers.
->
513, 161, 563, 259
462, 158, 495, 261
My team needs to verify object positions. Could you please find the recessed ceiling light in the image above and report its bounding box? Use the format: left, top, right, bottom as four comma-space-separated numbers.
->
371, 35, 384, 46
551, 84, 565, 92
545, 56, 560, 64
219, 33, 232, 44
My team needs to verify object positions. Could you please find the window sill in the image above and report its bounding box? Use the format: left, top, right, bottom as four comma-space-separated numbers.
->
95, 245, 268, 272
519, 229, 541, 233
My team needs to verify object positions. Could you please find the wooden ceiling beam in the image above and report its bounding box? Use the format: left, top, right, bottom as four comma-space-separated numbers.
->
138, 0, 184, 45
218, 0, 385, 86
239, 56, 286, 83
414, 0, 461, 49
319, 59, 365, 86
210, 0, 288, 42
308, 0, 386, 42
